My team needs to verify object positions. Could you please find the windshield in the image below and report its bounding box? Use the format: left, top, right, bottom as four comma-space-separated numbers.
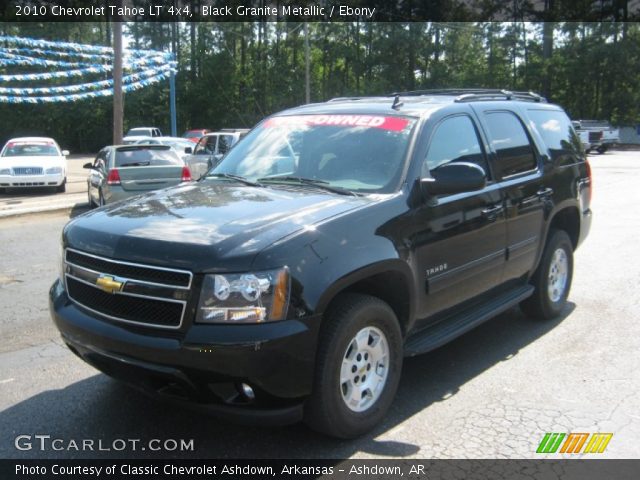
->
115, 146, 183, 167
183, 131, 204, 138
166, 139, 194, 150
211, 114, 416, 193
2, 141, 60, 157
126, 128, 151, 136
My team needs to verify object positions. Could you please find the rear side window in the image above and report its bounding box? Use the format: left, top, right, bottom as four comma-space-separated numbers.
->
217, 135, 234, 155
422, 115, 490, 178
115, 147, 182, 167
528, 109, 583, 162
484, 111, 537, 177
194, 136, 216, 155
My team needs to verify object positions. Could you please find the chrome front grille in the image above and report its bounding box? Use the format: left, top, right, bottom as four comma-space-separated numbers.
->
13, 167, 43, 176
64, 248, 193, 329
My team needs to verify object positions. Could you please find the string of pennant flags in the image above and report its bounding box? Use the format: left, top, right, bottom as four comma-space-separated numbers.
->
0, 35, 177, 103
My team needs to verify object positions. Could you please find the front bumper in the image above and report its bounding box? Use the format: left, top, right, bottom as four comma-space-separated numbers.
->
0, 173, 64, 188
49, 279, 319, 424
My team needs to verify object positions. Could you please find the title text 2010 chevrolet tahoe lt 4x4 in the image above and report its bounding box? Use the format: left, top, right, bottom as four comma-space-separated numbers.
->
50, 89, 591, 438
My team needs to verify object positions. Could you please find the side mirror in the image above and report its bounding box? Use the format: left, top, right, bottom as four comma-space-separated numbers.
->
83, 162, 94, 169
61, 150, 70, 156
421, 162, 487, 197
184, 147, 193, 154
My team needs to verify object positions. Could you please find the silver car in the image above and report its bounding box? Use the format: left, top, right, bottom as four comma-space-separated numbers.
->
188, 129, 249, 180
84, 144, 191, 207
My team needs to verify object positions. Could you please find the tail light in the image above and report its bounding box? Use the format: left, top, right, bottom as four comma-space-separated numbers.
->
181, 166, 192, 182
585, 159, 592, 203
106, 168, 121, 185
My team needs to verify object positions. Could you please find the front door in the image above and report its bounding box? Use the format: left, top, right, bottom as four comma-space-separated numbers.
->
413, 113, 507, 323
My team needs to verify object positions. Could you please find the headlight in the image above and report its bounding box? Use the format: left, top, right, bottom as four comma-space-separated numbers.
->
46, 166, 63, 174
196, 268, 290, 324
59, 243, 66, 282
0, 168, 10, 175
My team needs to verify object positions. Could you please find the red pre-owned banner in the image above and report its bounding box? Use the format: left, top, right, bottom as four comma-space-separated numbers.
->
264, 115, 410, 131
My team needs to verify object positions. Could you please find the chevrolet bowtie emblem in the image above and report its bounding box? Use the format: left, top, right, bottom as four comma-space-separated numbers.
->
96, 275, 125, 294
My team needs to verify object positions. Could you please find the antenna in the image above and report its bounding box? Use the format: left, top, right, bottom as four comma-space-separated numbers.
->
391, 94, 403, 110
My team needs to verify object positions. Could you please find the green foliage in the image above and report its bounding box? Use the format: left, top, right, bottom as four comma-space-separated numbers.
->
1, 21, 639, 153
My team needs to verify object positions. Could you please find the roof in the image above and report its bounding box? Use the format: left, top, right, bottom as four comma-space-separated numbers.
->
277, 89, 551, 118
203, 130, 248, 137
6, 136, 58, 143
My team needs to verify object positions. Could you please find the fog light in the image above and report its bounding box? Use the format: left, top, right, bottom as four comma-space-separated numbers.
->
240, 383, 255, 401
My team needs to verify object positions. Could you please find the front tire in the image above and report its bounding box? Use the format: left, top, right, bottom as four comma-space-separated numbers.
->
56, 179, 66, 193
87, 188, 95, 208
304, 293, 403, 438
521, 229, 574, 320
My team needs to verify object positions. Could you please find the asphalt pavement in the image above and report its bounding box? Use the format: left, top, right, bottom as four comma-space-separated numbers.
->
0, 151, 638, 459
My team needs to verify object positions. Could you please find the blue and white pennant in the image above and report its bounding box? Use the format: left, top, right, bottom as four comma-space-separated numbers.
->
0, 35, 177, 103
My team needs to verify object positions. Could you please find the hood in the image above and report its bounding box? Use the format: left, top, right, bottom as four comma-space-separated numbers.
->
64, 182, 372, 272
2, 155, 64, 168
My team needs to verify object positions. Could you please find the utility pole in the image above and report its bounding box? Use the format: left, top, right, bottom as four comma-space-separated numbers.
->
113, 18, 123, 144
170, 59, 177, 137
304, 22, 310, 103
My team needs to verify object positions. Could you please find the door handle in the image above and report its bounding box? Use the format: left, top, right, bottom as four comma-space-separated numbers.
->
482, 204, 504, 220
537, 187, 553, 198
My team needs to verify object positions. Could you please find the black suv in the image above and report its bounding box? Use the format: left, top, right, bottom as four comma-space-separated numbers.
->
50, 89, 592, 438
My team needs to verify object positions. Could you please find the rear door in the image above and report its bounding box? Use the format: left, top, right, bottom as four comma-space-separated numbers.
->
88, 149, 108, 202
473, 106, 546, 282
212, 134, 235, 167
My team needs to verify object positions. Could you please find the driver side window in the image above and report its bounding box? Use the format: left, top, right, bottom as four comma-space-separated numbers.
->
94, 151, 107, 171
422, 115, 490, 179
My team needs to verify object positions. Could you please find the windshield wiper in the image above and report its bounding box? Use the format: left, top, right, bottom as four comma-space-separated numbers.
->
257, 176, 359, 196
203, 173, 262, 187
119, 161, 151, 167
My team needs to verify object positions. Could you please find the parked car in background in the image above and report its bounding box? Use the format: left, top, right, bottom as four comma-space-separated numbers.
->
572, 120, 619, 154
182, 129, 210, 143
123, 127, 163, 145
188, 129, 250, 179
84, 144, 191, 207
0, 137, 69, 193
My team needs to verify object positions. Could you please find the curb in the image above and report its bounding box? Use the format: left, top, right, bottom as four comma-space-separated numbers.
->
0, 196, 88, 219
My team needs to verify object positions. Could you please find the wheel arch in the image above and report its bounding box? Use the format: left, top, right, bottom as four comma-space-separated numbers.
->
533, 204, 581, 275
315, 260, 416, 336
548, 205, 581, 250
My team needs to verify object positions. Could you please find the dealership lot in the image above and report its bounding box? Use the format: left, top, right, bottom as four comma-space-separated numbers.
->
0, 151, 638, 459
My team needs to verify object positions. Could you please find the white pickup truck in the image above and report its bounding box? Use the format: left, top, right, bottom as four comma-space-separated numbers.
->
572, 120, 619, 154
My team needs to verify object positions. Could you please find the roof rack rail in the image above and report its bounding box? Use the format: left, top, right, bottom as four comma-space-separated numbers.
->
388, 89, 546, 103
327, 97, 365, 102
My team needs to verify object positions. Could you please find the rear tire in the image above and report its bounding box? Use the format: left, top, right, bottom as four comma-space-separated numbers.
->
304, 293, 403, 438
596, 145, 607, 154
521, 229, 573, 320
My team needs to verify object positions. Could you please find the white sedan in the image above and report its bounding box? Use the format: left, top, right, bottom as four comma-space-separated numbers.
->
0, 137, 69, 193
